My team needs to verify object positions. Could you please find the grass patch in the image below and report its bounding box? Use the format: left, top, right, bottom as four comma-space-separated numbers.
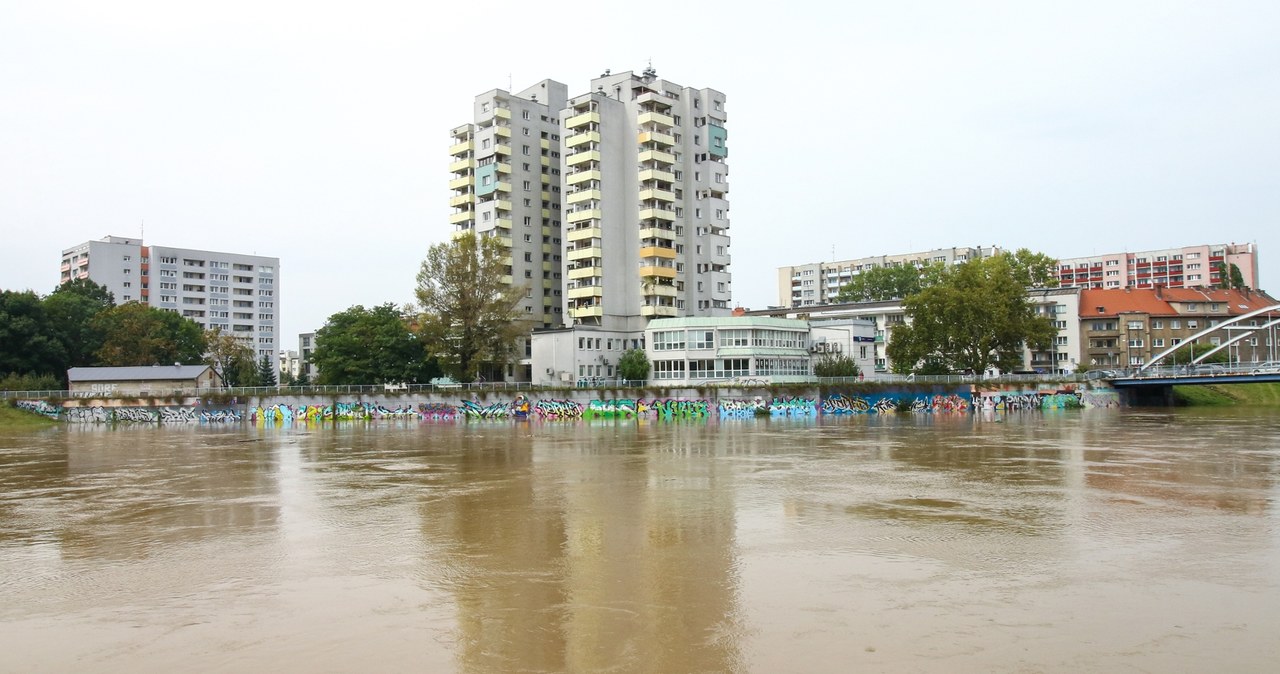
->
0, 404, 59, 427
1174, 382, 1280, 406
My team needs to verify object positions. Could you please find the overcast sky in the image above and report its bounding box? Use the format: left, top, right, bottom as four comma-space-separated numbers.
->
3, 0, 1277, 347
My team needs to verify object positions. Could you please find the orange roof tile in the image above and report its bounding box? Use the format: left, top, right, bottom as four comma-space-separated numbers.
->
1079, 287, 1279, 318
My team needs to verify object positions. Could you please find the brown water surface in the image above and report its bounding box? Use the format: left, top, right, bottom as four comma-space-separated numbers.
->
2, 408, 1279, 672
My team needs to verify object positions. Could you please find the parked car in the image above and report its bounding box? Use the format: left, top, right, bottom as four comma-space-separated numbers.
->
1192, 363, 1227, 375
1250, 361, 1280, 374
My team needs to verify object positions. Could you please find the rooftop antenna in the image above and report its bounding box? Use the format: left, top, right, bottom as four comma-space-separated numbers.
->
507, 73, 512, 90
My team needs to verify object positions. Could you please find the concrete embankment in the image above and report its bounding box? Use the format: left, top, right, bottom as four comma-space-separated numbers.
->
6, 380, 1121, 424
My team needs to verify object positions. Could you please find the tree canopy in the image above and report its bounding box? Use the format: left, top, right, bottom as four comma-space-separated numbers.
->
0, 290, 66, 379
414, 232, 527, 382
886, 255, 1056, 374
204, 327, 258, 387
311, 303, 437, 385
1004, 248, 1060, 288
91, 302, 207, 366
617, 348, 651, 382
835, 263, 937, 303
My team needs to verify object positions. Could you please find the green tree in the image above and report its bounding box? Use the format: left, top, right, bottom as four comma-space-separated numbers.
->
1004, 248, 1060, 288
312, 303, 437, 385
204, 327, 257, 387
836, 263, 936, 303
617, 348, 651, 382
887, 255, 1056, 374
813, 352, 861, 378
414, 232, 527, 382
0, 289, 65, 380
1216, 262, 1246, 290
44, 279, 115, 376
92, 302, 207, 366
257, 355, 278, 387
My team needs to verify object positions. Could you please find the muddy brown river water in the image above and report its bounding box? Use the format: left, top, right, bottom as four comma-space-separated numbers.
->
2, 408, 1279, 673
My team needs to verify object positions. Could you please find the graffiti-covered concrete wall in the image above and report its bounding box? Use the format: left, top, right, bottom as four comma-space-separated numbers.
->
14, 381, 1119, 424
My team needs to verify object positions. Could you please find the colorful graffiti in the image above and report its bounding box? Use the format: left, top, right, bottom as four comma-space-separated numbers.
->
534, 399, 583, 420
718, 397, 768, 418
770, 397, 817, 417
649, 398, 711, 420
459, 396, 530, 420
16, 400, 61, 419
975, 390, 1084, 411
419, 402, 458, 420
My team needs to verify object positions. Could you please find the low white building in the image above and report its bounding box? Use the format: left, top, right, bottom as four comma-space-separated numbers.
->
530, 326, 646, 386
645, 317, 815, 385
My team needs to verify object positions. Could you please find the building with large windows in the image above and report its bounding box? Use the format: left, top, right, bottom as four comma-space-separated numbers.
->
60, 235, 280, 359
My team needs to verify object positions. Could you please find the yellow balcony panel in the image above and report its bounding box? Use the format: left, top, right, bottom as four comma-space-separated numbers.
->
568, 267, 601, 280
449, 158, 475, 173
568, 286, 603, 300
540, 139, 550, 150
543, 261, 553, 272
567, 169, 602, 185
566, 189, 601, 205
496, 162, 512, 174
449, 140, 473, 156
449, 211, 474, 225
638, 131, 676, 146
500, 255, 512, 266
500, 275, 513, 285
495, 200, 512, 211
639, 188, 675, 202
639, 227, 676, 241
639, 265, 677, 279
638, 149, 675, 164
641, 305, 679, 318
572, 306, 604, 319
495, 125, 511, 138
494, 236, 512, 248
638, 168, 675, 183
494, 181, 512, 193
566, 208, 602, 223
567, 246, 602, 262
543, 297, 554, 307
449, 176, 474, 190
495, 143, 512, 156
566, 150, 601, 167
541, 156, 551, 167
494, 219, 513, 231
542, 243, 552, 255
565, 131, 600, 148
567, 226, 602, 242
637, 111, 674, 127
644, 284, 678, 298
639, 207, 676, 221
494, 107, 511, 119
541, 190, 552, 201
541, 209, 551, 219
542, 226, 552, 237
640, 246, 677, 260
566, 111, 601, 129
449, 194, 472, 208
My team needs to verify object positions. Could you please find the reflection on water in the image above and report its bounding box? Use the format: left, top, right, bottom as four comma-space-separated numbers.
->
2, 409, 1279, 672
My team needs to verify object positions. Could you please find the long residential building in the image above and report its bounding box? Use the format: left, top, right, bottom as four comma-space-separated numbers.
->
777, 246, 1002, 308
1056, 242, 1259, 291
450, 68, 734, 384
60, 235, 280, 358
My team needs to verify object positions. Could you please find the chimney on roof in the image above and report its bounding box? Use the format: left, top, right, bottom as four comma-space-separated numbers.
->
1154, 283, 1163, 300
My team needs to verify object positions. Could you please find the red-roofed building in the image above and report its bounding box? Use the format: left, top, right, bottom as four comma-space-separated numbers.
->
1079, 287, 1280, 368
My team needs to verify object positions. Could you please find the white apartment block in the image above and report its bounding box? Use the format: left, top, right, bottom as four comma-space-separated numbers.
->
1055, 242, 1259, 291
60, 235, 280, 358
447, 79, 570, 336
778, 246, 1002, 308
562, 67, 732, 331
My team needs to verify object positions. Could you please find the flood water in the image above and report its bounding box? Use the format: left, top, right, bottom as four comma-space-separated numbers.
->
2, 408, 1279, 673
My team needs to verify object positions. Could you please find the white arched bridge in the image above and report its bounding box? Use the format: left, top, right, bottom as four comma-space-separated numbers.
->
1104, 303, 1280, 401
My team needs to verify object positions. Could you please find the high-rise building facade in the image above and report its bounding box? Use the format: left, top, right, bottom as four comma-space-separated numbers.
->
451, 69, 734, 385
60, 235, 280, 358
1055, 242, 1259, 291
562, 68, 732, 332
447, 80, 570, 331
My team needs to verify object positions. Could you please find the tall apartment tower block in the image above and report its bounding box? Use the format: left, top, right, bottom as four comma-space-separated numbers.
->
448, 79, 570, 330
1055, 242, 1259, 291
449, 69, 733, 383
562, 68, 732, 332
60, 235, 280, 358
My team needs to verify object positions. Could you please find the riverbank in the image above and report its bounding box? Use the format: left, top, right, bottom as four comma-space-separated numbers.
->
0, 403, 58, 427
1174, 382, 1280, 406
